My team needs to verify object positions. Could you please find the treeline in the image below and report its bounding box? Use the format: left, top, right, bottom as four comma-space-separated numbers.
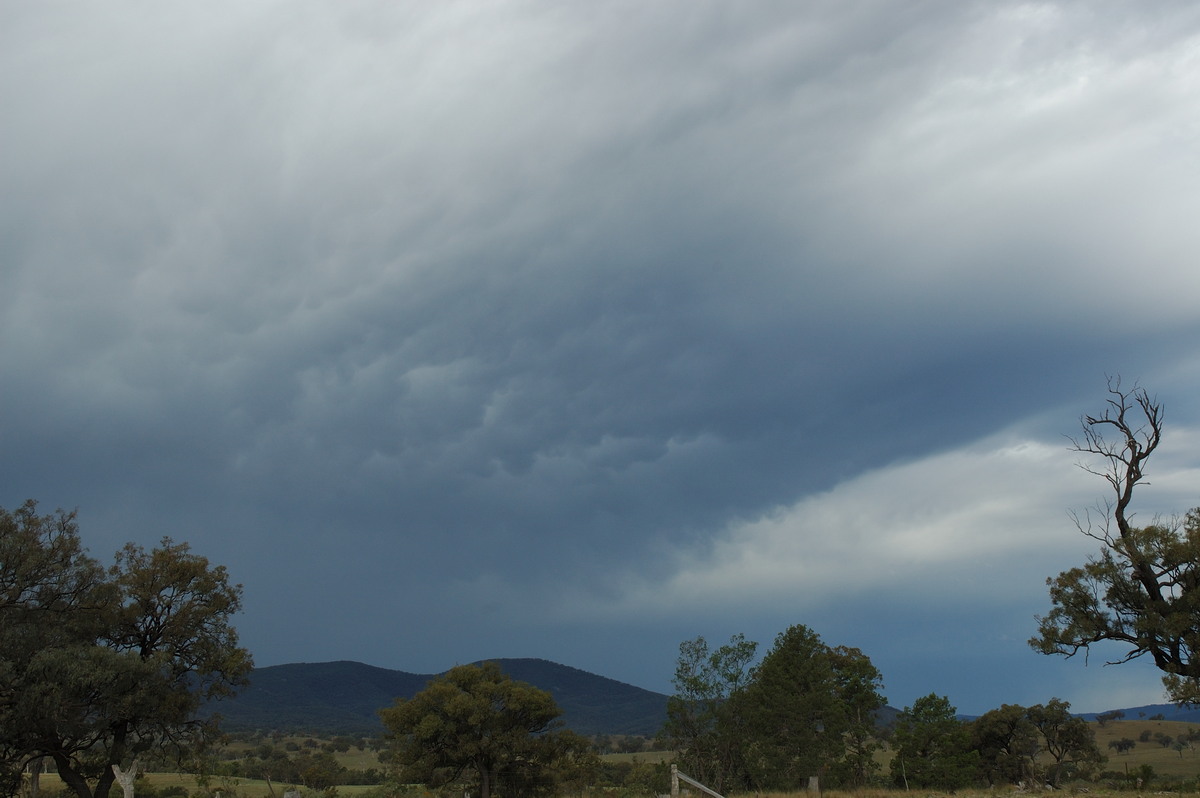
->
892, 695, 1103, 789
204, 736, 385, 789
211, 738, 670, 794
662, 625, 1106, 793
216, 750, 381, 789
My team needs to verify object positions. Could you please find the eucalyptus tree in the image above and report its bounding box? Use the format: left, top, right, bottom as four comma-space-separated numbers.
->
1031, 380, 1200, 703
0, 503, 252, 798
0, 502, 107, 796
731, 625, 885, 791
660, 634, 757, 794
379, 662, 594, 798
1027, 699, 1104, 785
889, 694, 977, 790
971, 704, 1040, 786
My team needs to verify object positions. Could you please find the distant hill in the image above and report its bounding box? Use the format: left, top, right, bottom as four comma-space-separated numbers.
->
206, 660, 1190, 740
1076, 703, 1200, 723
206, 659, 670, 737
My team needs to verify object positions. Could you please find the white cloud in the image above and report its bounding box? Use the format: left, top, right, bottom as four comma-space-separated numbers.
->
567, 423, 1200, 620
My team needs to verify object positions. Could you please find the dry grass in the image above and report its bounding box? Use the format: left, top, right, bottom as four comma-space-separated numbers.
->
30, 719, 1200, 798
27, 770, 383, 798
727, 793, 1134, 798
1089, 719, 1200, 778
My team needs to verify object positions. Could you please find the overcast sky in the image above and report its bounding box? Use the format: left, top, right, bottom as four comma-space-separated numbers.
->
5, 1, 1200, 716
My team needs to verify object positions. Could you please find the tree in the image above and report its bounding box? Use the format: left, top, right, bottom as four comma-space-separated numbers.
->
0, 502, 104, 617
971, 704, 1040, 786
0, 502, 108, 796
660, 634, 757, 794
1027, 699, 1104, 785
379, 662, 594, 798
29, 539, 250, 798
1109, 738, 1136, 755
889, 694, 978, 790
0, 504, 252, 798
826, 645, 887, 788
731, 625, 885, 791
664, 626, 885, 792
971, 701, 1102, 787
1031, 379, 1200, 704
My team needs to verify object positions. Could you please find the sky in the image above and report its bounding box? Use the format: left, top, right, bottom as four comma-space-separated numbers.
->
4, 0, 1200, 717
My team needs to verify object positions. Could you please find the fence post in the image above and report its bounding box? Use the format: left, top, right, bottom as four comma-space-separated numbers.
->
671, 764, 680, 798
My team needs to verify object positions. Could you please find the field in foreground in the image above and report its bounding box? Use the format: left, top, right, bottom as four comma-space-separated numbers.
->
27, 719, 1200, 797
25, 772, 1200, 792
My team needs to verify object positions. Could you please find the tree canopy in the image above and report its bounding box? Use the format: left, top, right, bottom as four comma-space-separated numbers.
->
971, 699, 1104, 787
0, 501, 252, 798
889, 693, 977, 790
660, 633, 756, 794
664, 624, 885, 792
379, 661, 595, 798
1030, 380, 1200, 703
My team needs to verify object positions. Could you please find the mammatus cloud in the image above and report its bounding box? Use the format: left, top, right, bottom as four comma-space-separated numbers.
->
2, 1, 1200, 712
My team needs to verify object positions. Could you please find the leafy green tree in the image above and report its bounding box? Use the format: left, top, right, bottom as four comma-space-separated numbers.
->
1109, 738, 1136, 754
293, 751, 346, 789
733, 625, 838, 790
0, 504, 252, 798
889, 694, 978, 790
660, 634, 757, 793
1028, 699, 1104, 785
0, 502, 104, 617
732, 625, 885, 791
664, 626, 885, 792
972, 700, 1103, 787
379, 662, 595, 798
827, 645, 887, 788
25, 539, 251, 798
0, 502, 108, 795
1031, 381, 1200, 704
972, 704, 1040, 785
507, 726, 597, 797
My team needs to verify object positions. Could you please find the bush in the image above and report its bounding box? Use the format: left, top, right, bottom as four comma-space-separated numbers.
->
1101, 763, 1156, 790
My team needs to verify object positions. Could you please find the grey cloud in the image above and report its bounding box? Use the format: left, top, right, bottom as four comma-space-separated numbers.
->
4, 1, 1200, 703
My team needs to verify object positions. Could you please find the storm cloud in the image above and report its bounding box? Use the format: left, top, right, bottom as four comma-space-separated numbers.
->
4, 1, 1200, 713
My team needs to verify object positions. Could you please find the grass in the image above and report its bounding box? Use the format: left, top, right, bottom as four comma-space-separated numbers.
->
1089, 719, 1200, 778
30, 720, 1200, 797
30, 773, 381, 798
599, 751, 674, 764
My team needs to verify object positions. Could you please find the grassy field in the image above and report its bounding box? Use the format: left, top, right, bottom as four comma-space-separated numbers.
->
28, 720, 1200, 797
1090, 719, 1200, 778
30, 773, 381, 798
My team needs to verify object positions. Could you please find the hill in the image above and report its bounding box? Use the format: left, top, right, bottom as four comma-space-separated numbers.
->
1077, 703, 1200, 723
206, 659, 670, 737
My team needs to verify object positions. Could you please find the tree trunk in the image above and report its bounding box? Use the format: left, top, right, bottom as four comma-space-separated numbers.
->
478, 763, 492, 798
53, 753, 94, 798
27, 758, 43, 798
112, 760, 139, 798
94, 760, 116, 798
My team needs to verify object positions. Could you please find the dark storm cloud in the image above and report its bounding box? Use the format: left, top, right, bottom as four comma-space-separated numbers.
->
3, 1, 1200, 710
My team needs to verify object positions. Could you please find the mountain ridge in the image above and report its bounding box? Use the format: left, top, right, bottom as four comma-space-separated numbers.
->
207, 658, 670, 737
209, 658, 1189, 738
